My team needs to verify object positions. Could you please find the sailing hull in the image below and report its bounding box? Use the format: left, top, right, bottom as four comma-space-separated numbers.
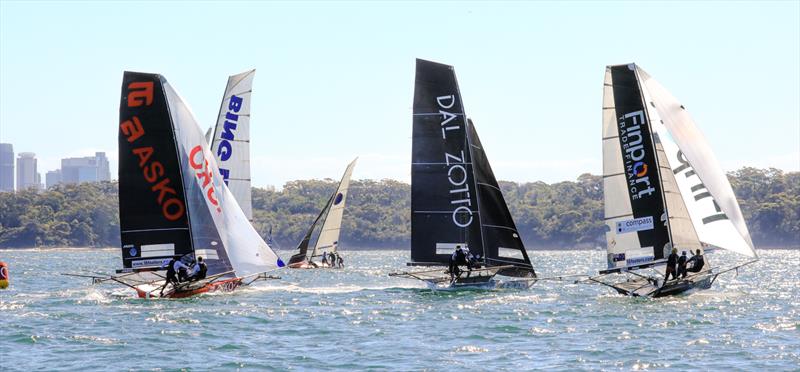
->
135, 277, 244, 299
286, 261, 342, 270
605, 271, 717, 298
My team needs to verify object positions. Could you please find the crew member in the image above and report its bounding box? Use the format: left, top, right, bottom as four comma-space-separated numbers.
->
322, 251, 328, 266
686, 249, 705, 273
174, 258, 191, 282
337, 255, 344, 268
677, 251, 688, 278
191, 256, 208, 280
663, 248, 679, 285
160, 258, 179, 297
448, 245, 467, 279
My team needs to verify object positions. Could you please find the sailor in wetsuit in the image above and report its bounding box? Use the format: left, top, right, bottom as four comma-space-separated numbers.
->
190, 256, 207, 280
686, 249, 705, 273
677, 251, 688, 278
663, 248, 679, 286
448, 245, 466, 279
174, 258, 191, 282
160, 258, 179, 297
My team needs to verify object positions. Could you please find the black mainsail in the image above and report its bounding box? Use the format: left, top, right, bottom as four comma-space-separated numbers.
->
410, 59, 534, 277
287, 193, 334, 266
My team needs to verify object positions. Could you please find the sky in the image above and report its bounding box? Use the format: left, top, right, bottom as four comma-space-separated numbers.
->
1, 1, 798, 188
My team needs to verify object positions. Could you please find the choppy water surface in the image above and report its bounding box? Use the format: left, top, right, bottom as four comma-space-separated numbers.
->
0, 249, 798, 370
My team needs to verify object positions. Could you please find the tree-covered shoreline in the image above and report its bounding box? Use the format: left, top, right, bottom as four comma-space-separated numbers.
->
0, 167, 797, 250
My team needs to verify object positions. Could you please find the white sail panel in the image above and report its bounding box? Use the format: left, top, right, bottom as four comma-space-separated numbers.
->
637, 67, 756, 257
163, 80, 283, 277
313, 158, 358, 255
211, 70, 255, 220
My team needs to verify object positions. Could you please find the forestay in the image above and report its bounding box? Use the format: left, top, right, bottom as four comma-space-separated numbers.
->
210, 70, 255, 221
119, 72, 283, 279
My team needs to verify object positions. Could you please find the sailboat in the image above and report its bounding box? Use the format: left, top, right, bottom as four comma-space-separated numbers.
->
389, 59, 537, 290
586, 63, 758, 297
287, 158, 358, 269
209, 69, 256, 221
79, 71, 284, 299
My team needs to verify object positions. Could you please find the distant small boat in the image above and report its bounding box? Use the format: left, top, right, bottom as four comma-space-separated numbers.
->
73, 71, 283, 299
585, 63, 758, 297
287, 158, 357, 269
389, 59, 537, 290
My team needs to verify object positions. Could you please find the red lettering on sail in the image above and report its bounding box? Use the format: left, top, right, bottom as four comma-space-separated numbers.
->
120, 117, 145, 143
188, 145, 221, 213
128, 82, 154, 107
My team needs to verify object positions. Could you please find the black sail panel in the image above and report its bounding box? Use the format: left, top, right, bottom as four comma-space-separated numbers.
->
411, 59, 482, 265
467, 120, 535, 277
118, 72, 192, 269
609, 65, 670, 260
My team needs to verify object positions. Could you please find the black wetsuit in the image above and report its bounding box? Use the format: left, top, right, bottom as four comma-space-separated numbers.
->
664, 252, 679, 283
160, 259, 178, 296
687, 255, 705, 273
677, 255, 688, 278
194, 262, 207, 280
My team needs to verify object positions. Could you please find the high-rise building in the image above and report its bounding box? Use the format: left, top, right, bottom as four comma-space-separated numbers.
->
0, 143, 13, 192
46, 169, 62, 189
16, 152, 40, 191
61, 152, 111, 185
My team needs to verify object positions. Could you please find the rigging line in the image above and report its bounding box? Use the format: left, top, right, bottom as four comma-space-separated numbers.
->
482, 224, 518, 232
413, 210, 480, 214
604, 213, 634, 220
121, 227, 190, 233
413, 162, 473, 165
602, 172, 624, 178
476, 182, 501, 192
412, 112, 465, 116
602, 135, 619, 140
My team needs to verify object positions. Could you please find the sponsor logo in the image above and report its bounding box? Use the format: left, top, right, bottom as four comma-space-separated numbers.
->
129, 247, 138, 257
132, 258, 169, 268
437, 95, 473, 228
121, 81, 186, 222
189, 145, 222, 213
626, 255, 655, 266
619, 111, 656, 200
672, 150, 729, 224
216, 95, 244, 185
616, 216, 654, 234
612, 253, 626, 262
334, 192, 344, 205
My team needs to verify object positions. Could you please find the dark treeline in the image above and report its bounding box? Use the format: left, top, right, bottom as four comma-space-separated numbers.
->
0, 167, 797, 249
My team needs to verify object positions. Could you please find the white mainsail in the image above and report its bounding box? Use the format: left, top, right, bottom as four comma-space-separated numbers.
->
163, 78, 283, 277
636, 66, 757, 258
210, 70, 255, 221
311, 158, 358, 257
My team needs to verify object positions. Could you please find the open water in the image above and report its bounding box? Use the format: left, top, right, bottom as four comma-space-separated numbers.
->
0, 249, 798, 371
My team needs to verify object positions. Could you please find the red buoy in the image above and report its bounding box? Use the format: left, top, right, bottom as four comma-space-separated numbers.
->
0, 261, 8, 289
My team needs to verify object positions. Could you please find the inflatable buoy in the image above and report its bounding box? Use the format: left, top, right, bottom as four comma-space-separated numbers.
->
0, 261, 8, 289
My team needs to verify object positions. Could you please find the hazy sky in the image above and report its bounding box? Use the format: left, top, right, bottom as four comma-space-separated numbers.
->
1, 1, 798, 188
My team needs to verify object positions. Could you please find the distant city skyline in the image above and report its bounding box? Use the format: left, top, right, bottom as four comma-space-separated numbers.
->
1, 1, 798, 188
0, 143, 111, 191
